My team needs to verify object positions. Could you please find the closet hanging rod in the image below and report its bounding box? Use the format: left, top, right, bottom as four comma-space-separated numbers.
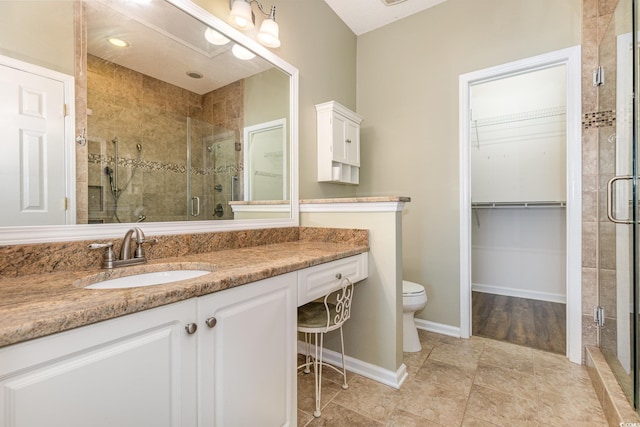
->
471, 201, 566, 209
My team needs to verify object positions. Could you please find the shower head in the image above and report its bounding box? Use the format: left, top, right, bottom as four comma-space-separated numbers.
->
104, 166, 113, 177
136, 143, 142, 152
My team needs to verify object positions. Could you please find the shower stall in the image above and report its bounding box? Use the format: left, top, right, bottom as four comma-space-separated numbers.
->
593, 0, 639, 412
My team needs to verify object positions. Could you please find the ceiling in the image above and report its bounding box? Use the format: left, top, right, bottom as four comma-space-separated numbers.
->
323, 0, 448, 36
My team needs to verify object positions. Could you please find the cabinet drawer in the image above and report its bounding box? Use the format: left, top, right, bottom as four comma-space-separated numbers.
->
297, 253, 368, 306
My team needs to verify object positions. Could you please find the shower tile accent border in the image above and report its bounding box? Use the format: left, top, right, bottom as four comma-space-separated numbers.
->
88, 153, 243, 176
582, 110, 616, 129
585, 346, 640, 425
0, 227, 369, 279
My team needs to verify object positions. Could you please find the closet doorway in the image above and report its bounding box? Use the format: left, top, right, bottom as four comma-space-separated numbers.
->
459, 46, 582, 362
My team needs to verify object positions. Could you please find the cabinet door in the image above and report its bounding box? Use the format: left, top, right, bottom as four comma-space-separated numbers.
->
331, 112, 348, 163
197, 273, 297, 427
0, 300, 198, 427
344, 120, 360, 166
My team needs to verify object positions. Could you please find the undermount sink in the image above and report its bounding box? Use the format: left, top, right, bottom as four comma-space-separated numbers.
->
78, 262, 215, 290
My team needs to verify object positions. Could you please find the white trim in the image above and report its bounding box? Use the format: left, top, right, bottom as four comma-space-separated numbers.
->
230, 204, 290, 213
414, 318, 461, 338
472, 283, 567, 304
296, 340, 408, 389
0, 54, 77, 227
459, 46, 582, 363
0, 0, 300, 245
300, 201, 407, 213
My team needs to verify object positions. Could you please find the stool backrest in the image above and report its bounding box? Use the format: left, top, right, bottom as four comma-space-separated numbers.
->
323, 277, 353, 332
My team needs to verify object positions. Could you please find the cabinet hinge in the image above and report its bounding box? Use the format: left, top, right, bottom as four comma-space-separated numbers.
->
593, 66, 605, 87
63, 104, 68, 116
64, 197, 69, 210
594, 305, 605, 327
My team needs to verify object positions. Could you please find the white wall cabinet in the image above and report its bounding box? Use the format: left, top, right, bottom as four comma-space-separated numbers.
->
0, 273, 297, 427
316, 101, 363, 185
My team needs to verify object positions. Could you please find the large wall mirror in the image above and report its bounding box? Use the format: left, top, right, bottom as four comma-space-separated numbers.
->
0, 0, 298, 244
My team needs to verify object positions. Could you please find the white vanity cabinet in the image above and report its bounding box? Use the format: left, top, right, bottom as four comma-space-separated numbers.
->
0, 299, 199, 427
0, 273, 297, 427
316, 101, 363, 185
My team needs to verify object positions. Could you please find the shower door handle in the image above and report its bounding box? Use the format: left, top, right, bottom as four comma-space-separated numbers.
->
191, 196, 200, 217
606, 175, 633, 224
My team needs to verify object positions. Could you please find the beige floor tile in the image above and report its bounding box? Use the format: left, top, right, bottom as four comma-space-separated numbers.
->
428, 342, 481, 370
297, 371, 344, 416
397, 377, 469, 425
534, 364, 593, 397
473, 362, 537, 402
330, 374, 401, 423
479, 341, 534, 373
465, 384, 538, 427
298, 409, 314, 427
460, 415, 502, 427
414, 358, 475, 395
305, 402, 383, 427
537, 388, 607, 426
531, 348, 572, 370
387, 408, 444, 426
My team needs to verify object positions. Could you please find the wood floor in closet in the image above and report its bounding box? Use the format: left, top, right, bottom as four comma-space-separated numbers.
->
472, 291, 566, 354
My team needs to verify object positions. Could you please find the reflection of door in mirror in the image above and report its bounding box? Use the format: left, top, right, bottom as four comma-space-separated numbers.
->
0, 56, 74, 226
244, 119, 286, 201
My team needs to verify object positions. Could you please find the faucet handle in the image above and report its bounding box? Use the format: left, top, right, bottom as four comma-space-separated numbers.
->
88, 242, 117, 268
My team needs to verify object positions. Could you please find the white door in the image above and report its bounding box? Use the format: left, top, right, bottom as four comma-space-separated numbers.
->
0, 64, 67, 225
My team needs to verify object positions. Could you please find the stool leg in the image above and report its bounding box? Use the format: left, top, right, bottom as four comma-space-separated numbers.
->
338, 326, 348, 390
303, 332, 311, 374
312, 332, 323, 417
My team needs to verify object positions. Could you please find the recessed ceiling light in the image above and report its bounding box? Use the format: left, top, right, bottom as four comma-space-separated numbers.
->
108, 37, 130, 47
186, 71, 204, 79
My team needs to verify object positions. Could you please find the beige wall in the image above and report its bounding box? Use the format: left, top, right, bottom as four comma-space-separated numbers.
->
356, 0, 582, 327
193, 0, 359, 200
301, 210, 404, 372
0, 1, 75, 75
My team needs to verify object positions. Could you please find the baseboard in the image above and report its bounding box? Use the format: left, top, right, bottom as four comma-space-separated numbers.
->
472, 283, 566, 304
414, 318, 461, 338
296, 340, 408, 389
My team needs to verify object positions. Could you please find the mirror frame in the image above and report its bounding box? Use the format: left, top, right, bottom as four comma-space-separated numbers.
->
0, 0, 299, 245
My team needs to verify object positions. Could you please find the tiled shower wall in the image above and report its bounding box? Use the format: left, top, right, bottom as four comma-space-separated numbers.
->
581, 0, 620, 357
85, 55, 242, 223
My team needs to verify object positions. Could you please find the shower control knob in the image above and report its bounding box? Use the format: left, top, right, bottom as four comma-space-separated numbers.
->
185, 323, 198, 335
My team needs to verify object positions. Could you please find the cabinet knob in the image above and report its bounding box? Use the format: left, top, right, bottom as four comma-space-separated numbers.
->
205, 317, 217, 328
335, 273, 342, 280
345, 139, 352, 143
185, 323, 198, 335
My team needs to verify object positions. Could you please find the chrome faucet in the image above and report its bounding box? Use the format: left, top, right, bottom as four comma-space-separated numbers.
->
89, 227, 153, 269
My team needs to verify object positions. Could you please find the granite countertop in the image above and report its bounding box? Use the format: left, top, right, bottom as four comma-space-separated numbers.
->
0, 240, 368, 348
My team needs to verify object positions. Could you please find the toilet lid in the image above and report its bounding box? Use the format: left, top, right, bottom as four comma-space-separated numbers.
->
403, 280, 425, 295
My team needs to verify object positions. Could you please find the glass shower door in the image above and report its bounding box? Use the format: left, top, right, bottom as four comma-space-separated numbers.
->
599, 0, 637, 409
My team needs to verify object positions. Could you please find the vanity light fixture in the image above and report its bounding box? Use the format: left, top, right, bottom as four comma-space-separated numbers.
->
204, 27, 230, 45
231, 44, 256, 60
228, 0, 281, 48
107, 37, 130, 47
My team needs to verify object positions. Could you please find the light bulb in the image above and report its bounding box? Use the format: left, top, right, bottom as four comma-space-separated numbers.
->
229, 0, 254, 30
231, 44, 256, 60
257, 18, 280, 48
204, 27, 230, 45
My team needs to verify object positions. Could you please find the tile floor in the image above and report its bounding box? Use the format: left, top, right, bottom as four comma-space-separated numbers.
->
297, 330, 607, 426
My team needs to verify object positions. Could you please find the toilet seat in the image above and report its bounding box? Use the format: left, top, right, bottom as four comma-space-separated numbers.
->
403, 280, 425, 296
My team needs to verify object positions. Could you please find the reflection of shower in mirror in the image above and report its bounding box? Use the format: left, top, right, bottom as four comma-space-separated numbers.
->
105, 137, 143, 223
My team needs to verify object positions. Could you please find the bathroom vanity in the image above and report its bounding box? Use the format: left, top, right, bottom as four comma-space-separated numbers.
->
0, 234, 368, 427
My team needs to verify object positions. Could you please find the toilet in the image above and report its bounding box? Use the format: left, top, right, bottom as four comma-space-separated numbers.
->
402, 280, 428, 352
